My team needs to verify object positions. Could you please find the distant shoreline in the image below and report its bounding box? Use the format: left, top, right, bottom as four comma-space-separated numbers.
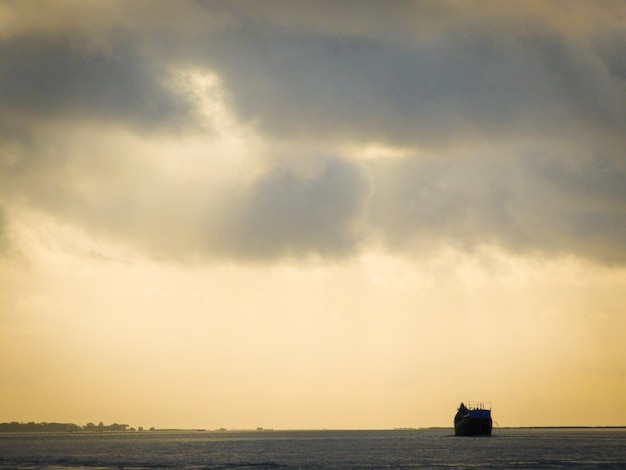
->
0, 422, 144, 433
1, 423, 625, 433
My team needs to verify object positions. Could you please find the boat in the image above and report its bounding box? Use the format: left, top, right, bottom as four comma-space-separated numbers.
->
454, 402, 492, 436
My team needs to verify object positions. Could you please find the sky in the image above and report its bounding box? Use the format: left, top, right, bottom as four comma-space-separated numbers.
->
1, 0, 625, 430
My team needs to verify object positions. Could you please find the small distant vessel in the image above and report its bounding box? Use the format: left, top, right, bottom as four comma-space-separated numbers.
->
454, 402, 492, 436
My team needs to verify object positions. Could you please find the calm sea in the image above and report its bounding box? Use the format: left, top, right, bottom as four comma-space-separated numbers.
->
1, 428, 624, 469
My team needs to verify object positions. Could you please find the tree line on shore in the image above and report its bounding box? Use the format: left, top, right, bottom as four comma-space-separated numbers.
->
0, 421, 150, 432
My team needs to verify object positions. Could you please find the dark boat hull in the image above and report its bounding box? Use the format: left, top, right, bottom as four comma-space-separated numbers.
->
454, 415, 492, 436
454, 404, 492, 436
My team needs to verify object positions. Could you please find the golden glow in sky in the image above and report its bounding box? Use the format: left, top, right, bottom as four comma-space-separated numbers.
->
1, 0, 625, 429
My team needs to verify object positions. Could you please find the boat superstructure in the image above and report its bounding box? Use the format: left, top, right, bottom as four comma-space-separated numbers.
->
454, 401, 492, 436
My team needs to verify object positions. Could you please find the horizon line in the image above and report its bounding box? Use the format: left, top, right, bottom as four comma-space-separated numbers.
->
2, 422, 625, 433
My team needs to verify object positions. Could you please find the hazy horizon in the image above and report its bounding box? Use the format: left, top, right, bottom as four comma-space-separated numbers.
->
1, 0, 625, 430
3, 420, 626, 431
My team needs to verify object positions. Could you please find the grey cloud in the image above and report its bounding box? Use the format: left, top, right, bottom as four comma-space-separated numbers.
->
369, 157, 514, 250
3, 3, 624, 146
5, 137, 624, 265
0, 205, 10, 256
515, 153, 626, 263
0, 35, 198, 132
2, 128, 372, 262
193, 11, 625, 148
368, 150, 626, 264
1, 1, 625, 266
215, 157, 371, 261
97, 157, 372, 263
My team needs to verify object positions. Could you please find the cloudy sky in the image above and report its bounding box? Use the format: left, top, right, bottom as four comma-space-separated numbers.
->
1, 0, 625, 429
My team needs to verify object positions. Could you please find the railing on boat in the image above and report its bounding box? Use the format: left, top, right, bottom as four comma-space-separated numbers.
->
466, 401, 491, 410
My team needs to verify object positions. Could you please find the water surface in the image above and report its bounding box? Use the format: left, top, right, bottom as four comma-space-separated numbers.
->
1, 428, 624, 469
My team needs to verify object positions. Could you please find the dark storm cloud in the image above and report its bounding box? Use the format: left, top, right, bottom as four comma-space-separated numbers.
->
191, 5, 625, 148
1, 1, 625, 265
0, 35, 198, 131
5, 2, 623, 145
